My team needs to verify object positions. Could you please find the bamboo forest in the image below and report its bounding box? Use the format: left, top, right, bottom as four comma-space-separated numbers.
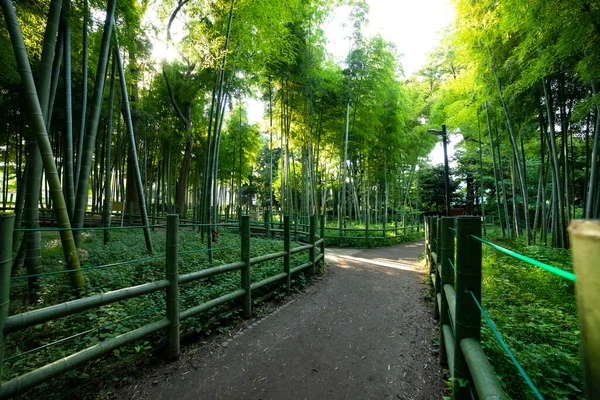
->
0, 0, 599, 399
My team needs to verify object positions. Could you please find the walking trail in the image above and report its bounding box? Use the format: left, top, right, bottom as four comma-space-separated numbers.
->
118, 241, 444, 399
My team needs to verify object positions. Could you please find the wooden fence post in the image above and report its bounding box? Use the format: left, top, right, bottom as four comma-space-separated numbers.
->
151, 203, 156, 232
453, 216, 482, 399
129, 201, 134, 225
568, 220, 600, 399
366, 212, 370, 248
166, 214, 180, 360
434, 217, 442, 320
439, 217, 455, 366
425, 217, 430, 270
0, 213, 15, 382
320, 214, 325, 264
294, 213, 298, 241
264, 208, 271, 239
241, 215, 251, 319
309, 215, 316, 273
284, 215, 291, 293
429, 217, 438, 276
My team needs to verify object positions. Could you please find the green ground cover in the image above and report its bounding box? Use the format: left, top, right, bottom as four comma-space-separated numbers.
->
322, 221, 423, 248
476, 228, 582, 399
6, 227, 318, 398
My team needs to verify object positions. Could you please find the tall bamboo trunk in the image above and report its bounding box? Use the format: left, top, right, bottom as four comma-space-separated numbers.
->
103, 52, 116, 244
586, 83, 600, 218
542, 78, 567, 247
75, 0, 88, 191
63, 3, 75, 219
492, 65, 531, 244
73, 0, 116, 246
341, 101, 350, 229
113, 41, 153, 252
494, 118, 512, 238
2, 0, 84, 288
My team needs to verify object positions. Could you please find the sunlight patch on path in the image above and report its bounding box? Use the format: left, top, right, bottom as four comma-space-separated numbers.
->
338, 255, 421, 272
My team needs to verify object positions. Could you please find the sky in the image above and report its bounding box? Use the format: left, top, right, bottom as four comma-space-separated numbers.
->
247, 0, 456, 125
324, 0, 456, 77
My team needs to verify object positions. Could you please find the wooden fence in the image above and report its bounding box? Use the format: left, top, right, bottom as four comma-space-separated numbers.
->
425, 215, 600, 399
0, 214, 325, 398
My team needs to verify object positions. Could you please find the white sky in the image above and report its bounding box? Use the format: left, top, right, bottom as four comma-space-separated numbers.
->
325, 0, 456, 77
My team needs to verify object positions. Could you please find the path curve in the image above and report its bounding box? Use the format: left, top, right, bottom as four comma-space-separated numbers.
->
119, 241, 444, 399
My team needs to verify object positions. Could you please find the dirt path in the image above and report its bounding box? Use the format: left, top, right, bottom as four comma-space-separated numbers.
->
118, 241, 444, 400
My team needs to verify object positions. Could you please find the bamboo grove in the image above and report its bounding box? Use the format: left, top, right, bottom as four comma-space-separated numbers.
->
0, 0, 435, 290
418, 0, 600, 249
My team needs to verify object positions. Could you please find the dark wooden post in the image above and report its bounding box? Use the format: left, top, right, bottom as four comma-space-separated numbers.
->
165, 214, 180, 360
439, 217, 455, 365
0, 213, 15, 382
433, 217, 442, 320
241, 215, 251, 318
453, 216, 482, 399
264, 208, 270, 239
309, 215, 316, 273
284, 215, 291, 292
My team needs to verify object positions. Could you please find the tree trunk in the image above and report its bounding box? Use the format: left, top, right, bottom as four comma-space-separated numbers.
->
113, 41, 153, 252
2, 0, 84, 288
63, 2, 75, 219
75, 0, 88, 191
586, 83, 600, 218
492, 64, 531, 244
73, 0, 116, 246
494, 114, 511, 238
542, 78, 567, 247
103, 52, 116, 244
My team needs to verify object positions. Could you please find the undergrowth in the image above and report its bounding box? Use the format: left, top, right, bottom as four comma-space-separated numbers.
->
478, 228, 582, 399
322, 222, 423, 248
5, 227, 320, 399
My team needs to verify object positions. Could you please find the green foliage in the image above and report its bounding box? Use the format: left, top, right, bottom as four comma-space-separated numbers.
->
322, 221, 423, 248
478, 228, 582, 399
6, 228, 317, 398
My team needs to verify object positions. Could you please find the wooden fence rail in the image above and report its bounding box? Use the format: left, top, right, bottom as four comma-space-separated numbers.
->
0, 214, 325, 398
425, 215, 600, 399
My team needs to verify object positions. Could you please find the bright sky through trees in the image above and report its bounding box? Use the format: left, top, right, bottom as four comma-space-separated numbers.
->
325, 0, 456, 77
244, 0, 456, 124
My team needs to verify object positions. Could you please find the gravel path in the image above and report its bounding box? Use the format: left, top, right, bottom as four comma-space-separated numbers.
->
118, 241, 444, 399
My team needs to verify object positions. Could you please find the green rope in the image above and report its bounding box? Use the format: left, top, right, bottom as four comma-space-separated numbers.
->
14, 224, 166, 232
448, 227, 456, 232
3, 301, 165, 362
448, 258, 456, 272
11, 255, 165, 280
469, 291, 544, 400
178, 244, 239, 256
470, 234, 576, 282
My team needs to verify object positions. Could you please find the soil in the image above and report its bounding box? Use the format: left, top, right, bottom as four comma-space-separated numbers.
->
115, 241, 444, 400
